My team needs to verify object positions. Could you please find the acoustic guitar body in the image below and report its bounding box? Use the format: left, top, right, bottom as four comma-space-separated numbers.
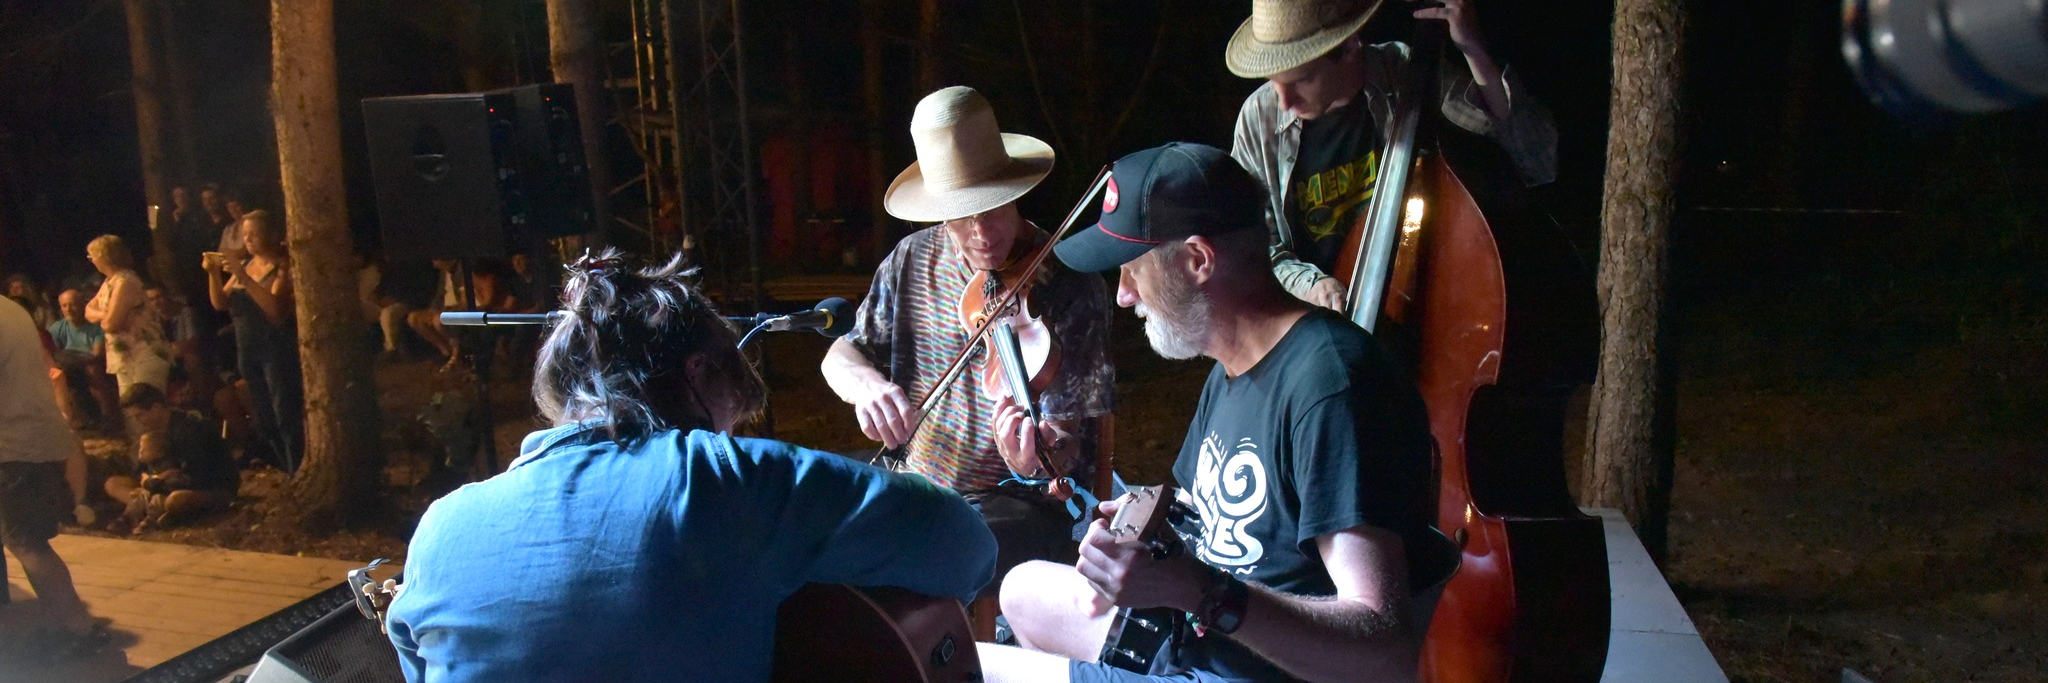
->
771, 583, 981, 683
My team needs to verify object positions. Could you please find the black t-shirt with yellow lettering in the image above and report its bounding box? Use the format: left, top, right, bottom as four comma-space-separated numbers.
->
1284, 101, 1382, 272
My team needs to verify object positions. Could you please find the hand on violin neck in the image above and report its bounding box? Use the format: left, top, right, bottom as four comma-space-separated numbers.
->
992, 395, 1073, 479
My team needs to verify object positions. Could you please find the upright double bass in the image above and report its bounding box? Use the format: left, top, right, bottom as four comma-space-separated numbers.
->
1328, 25, 1611, 683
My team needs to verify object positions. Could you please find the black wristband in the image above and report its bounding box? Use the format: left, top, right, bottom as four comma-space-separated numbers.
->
1194, 569, 1250, 636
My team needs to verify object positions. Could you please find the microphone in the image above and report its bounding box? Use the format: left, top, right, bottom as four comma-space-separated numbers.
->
440, 311, 563, 326
753, 297, 856, 338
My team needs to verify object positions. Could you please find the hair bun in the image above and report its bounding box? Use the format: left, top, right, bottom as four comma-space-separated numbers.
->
569, 249, 627, 279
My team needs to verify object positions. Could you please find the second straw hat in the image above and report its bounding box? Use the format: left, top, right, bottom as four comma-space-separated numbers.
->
1224, 0, 1384, 79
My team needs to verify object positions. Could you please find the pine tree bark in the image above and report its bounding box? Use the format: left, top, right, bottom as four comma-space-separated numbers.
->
1585, 0, 1685, 562
158, 0, 200, 186
547, 0, 612, 244
122, 0, 175, 290
917, 0, 941, 92
271, 0, 380, 531
861, 0, 889, 262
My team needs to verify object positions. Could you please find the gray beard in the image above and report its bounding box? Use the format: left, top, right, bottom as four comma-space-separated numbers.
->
1136, 272, 1211, 360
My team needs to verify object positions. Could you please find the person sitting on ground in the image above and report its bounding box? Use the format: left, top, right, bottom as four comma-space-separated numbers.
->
47, 288, 119, 427
383, 249, 999, 682
104, 384, 237, 532
506, 252, 555, 315
357, 250, 415, 362
6, 273, 57, 329
406, 259, 512, 372
406, 259, 463, 368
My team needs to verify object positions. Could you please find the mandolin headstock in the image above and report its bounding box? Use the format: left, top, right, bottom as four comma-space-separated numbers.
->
1105, 486, 1184, 559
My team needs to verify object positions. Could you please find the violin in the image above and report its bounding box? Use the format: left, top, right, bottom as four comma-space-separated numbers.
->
887, 168, 1114, 499
960, 251, 1070, 497
959, 250, 1062, 399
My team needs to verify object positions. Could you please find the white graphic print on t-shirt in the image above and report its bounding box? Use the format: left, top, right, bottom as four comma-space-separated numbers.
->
1188, 432, 1270, 573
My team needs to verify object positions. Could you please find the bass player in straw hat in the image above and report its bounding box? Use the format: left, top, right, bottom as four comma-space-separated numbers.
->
821, 86, 1115, 594
1229, 0, 1558, 313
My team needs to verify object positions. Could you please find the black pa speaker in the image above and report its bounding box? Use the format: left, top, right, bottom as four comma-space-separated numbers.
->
504, 83, 594, 241
363, 84, 593, 261
363, 90, 521, 261
245, 600, 405, 683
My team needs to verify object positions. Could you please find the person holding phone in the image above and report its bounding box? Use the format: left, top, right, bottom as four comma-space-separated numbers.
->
203, 211, 303, 474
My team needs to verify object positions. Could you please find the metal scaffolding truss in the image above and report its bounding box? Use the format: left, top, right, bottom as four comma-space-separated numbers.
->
601, 0, 761, 309
602, 0, 681, 254
670, 0, 762, 307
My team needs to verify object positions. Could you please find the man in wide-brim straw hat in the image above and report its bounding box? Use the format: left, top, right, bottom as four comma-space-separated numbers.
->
822, 86, 1116, 593
1229, 0, 1559, 313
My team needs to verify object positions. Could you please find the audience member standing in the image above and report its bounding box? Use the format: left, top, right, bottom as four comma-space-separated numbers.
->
146, 284, 212, 408
205, 211, 303, 474
167, 187, 217, 311
217, 195, 250, 254
84, 235, 172, 395
201, 185, 234, 251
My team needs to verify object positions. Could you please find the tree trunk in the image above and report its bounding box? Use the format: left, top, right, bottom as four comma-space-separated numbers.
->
861, 0, 889, 262
782, 17, 813, 268
455, 0, 507, 92
158, 0, 201, 186
1079, 0, 1099, 165
1584, 0, 1685, 563
122, 0, 175, 290
271, 0, 380, 532
917, 0, 941, 92
546, 0, 612, 245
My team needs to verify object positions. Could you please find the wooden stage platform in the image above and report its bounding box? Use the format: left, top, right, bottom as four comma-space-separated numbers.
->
2, 534, 369, 683
0, 515, 1722, 682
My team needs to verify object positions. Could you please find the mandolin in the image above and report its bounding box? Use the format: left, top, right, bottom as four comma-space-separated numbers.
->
1094, 486, 1193, 673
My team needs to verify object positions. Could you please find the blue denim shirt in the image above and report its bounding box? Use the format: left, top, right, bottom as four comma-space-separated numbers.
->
386, 424, 998, 683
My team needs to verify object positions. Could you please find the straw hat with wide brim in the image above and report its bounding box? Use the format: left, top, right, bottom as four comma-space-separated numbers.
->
884, 86, 1055, 223
1225, 0, 1384, 79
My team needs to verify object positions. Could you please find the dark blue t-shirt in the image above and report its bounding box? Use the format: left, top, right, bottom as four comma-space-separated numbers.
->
1168, 309, 1433, 681
387, 425, 998, 683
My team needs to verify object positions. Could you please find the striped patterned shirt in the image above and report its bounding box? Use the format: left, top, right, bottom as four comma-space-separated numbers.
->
847, 224, 1115, 493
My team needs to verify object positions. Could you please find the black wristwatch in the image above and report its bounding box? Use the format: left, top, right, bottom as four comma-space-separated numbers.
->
1193, 569, 1250, 636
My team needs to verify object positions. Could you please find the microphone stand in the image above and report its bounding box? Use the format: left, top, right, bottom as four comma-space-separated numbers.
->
460, 259, 500, 475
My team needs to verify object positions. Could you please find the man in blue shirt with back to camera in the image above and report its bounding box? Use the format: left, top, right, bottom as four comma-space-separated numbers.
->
384, 249, 999, 683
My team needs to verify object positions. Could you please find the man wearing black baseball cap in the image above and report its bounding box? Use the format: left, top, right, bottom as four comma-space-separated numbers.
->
980, 142, 1437, 683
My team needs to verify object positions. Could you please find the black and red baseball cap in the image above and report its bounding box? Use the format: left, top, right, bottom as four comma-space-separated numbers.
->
1054, 142, 1265, 274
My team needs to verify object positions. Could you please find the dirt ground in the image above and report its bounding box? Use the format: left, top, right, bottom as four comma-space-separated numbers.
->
63, 268, 2047, 682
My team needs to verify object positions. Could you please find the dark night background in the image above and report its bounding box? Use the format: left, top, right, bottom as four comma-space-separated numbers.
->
0, 1, 2042, 681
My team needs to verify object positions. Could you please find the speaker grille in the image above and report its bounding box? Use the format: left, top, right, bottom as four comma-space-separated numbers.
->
250, 602, 405, 683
